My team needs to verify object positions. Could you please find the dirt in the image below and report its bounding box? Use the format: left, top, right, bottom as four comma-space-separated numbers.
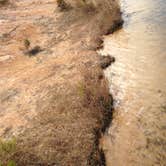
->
0, 0, 121, 165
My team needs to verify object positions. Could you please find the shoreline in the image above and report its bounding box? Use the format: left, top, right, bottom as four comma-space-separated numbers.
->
0, 0, 122, 165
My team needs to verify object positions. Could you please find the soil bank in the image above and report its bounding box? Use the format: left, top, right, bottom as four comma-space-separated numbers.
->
0, 0, 121, 165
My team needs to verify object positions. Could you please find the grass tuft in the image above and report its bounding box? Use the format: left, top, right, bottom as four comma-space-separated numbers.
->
0, 139, 17, 166
0, 139, 16, 154
24, 39, 31, 50
7, 160, 16, 166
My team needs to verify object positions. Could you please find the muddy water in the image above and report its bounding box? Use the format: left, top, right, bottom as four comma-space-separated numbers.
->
101, 0, 166, 165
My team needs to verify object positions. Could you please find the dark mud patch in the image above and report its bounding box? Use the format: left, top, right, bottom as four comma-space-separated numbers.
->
105, 19, 124, 35
100, 55, 115, 69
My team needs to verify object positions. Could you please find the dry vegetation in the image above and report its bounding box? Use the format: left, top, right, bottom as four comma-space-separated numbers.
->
0, 67, 113, 166
0, 0, 121, 165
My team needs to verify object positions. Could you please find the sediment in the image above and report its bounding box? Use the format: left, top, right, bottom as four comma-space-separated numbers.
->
0, 0, 121, 165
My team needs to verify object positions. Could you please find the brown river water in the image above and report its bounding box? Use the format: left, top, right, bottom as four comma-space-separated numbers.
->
100, 0, 166, 165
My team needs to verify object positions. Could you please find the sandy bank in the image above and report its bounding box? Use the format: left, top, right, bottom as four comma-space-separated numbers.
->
0, 0, 121, 165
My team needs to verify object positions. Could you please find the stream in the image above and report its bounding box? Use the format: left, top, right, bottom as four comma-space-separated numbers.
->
101, 0, 166, 165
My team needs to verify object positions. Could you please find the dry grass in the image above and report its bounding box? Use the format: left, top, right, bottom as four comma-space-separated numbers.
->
0, 66, 112, 166
0, 0, 121, 165
79, 67, 113, 132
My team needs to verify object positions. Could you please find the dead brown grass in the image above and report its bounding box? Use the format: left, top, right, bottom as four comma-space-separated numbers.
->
0, 66, 112, 166
0, 0, 121, 165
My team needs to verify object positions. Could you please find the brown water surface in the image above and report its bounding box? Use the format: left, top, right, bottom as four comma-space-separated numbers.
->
101, 0, 166, 165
